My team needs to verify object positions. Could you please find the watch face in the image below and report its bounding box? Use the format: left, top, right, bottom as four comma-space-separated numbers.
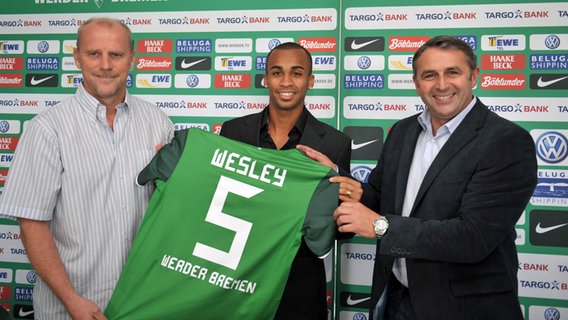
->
374, 217, 388, 237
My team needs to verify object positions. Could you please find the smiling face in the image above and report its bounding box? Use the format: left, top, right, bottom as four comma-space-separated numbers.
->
73, 20, 135, 108
413, 47, 479, 130
264, 47, 315, 112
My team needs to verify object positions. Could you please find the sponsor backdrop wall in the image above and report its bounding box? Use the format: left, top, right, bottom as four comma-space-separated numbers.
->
0, 0, 566, 319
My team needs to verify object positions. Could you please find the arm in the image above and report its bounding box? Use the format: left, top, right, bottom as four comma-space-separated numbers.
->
381, 122, 537, 263
297, 144, 362, 202
19, 219, 107, 320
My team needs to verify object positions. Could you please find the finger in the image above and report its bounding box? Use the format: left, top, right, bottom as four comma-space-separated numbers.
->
342, 179, 362, 190
330, 176, 357, 184
339, 186, 352, 197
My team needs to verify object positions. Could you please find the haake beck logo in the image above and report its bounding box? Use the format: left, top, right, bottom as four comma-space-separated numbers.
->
529, 209, 568, 247
343, 126, 384, 161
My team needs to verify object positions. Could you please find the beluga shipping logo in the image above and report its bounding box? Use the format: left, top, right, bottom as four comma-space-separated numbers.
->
93, 0, 105, 9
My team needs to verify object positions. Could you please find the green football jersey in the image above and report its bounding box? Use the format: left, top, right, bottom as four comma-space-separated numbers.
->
105, 128, 339, 320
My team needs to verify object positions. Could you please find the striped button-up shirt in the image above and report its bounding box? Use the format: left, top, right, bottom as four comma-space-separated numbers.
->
0, 83, 173, 319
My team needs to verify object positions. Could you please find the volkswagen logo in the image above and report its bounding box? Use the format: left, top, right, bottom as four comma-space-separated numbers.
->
536, 131, 568, 164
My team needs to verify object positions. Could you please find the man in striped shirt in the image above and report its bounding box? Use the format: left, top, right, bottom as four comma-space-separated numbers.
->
0, 17, 173, 320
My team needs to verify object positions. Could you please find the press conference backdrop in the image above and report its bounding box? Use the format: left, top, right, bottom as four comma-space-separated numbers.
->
0, 0, 566, 319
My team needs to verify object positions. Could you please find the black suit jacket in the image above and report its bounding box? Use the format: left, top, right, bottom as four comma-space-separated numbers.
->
220, 107, 351, 320
362, 100, 537, 320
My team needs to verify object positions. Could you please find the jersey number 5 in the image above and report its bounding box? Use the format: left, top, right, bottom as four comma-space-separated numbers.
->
192, 175, 263, 270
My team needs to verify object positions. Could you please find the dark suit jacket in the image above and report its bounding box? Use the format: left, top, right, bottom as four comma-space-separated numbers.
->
362, 100, 537, 320
220, 107, 351, 320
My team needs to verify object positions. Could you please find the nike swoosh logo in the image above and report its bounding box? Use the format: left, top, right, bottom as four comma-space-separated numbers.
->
537, 76, 568, 87
18, 309, 34, 317
535, 222, 568, 234
180, 58, 206, 69
351, 39, 380, 50
346, 295, 371, 305
351, 139, 378, 150
30, 75, 55, 85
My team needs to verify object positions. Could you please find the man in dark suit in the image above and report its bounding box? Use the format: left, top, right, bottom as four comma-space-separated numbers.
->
220, 42, 351, 320
303, 36, 537, 319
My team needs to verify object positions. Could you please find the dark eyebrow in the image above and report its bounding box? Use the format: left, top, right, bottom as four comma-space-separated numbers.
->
269, 65, 306, 71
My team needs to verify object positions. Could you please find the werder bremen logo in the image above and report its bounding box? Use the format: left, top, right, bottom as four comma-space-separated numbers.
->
93, 0, 105, 9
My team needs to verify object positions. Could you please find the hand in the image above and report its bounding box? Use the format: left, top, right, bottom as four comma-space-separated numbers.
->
334, 201, 380, 238
330, 176, 362, 202
296, 144, 335, 170
65, 295, 108, 320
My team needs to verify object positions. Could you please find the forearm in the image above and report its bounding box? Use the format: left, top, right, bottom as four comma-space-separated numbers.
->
18, 219, 90, 315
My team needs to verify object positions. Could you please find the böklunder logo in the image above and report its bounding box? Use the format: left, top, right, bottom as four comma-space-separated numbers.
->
297, 38, 337, 52
388, 36, 429, 52
0, 74, 22, 87
136, 57, 172, 71
480, 74, 526, 90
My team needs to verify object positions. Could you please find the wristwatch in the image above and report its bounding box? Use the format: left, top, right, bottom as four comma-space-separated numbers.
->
372, 216, 389, 239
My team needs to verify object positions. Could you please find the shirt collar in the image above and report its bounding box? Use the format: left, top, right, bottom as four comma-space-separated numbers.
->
417, 96, 477, 135
76, 82, 130, 122
260, 105, 309, 135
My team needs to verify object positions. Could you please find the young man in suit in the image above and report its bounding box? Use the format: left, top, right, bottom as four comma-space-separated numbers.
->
220, 42, 351, 319
301, 36, 537, 319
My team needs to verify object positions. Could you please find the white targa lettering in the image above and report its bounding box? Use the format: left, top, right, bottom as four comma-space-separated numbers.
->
210, 148, 287, 187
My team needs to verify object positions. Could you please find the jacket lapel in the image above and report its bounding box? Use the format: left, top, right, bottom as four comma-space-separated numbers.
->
411, 102, 488, 214
299, 112, 326, 149
243, 110, 264, 146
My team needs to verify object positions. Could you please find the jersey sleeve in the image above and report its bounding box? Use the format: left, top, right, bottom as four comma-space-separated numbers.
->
137, 129, 188, 185
302, 169, 339, 258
